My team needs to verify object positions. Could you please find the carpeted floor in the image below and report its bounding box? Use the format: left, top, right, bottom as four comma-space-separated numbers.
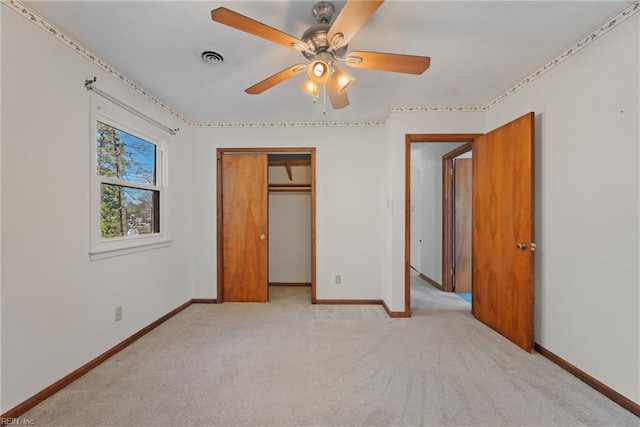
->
20, 273, 639, 426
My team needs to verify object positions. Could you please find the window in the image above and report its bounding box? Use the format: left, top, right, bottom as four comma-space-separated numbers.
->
90, 97, 170, 259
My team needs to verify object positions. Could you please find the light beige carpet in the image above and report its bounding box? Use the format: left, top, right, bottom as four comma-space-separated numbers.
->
21, 274, 639, 426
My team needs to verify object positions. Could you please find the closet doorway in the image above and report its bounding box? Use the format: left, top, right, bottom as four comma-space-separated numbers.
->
216, 148, 316, 303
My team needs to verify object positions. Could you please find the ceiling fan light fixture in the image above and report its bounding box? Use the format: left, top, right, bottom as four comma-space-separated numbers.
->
307, 60, 331, 84
332, 67, 354, 93
301, 79, 320, 97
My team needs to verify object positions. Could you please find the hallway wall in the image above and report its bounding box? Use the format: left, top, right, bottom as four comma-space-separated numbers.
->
410, 143, 464, 284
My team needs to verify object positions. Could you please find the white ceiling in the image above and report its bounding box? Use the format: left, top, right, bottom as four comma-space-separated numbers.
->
23, 0, 631, 124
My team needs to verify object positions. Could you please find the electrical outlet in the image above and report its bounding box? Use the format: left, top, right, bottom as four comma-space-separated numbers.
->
335, 275, 342, 284
115, 306, 123, 322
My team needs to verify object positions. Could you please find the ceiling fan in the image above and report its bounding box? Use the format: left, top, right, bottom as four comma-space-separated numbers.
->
210, 1, 431, 110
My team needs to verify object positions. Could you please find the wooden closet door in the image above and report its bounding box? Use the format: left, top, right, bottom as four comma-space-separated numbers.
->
221, 153, 268, 302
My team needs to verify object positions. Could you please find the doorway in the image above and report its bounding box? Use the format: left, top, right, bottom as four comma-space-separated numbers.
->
405, 113, 535, 352
216, 147, 316, 303
406, 134, 479, 315
442, 144, 473, 299
409, 140, 474, 315
452, 156, 472, 298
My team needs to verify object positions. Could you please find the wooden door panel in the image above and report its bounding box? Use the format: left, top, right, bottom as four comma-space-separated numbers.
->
222, 153, 268, 302
454, 158, 472, 293
472, 113, 534, 352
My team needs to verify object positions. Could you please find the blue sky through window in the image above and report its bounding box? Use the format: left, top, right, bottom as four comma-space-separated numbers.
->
97, 121, 156, 185
118, 131, 156, 185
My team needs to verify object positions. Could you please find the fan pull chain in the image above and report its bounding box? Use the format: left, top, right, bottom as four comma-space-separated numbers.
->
323, 84, 326, 115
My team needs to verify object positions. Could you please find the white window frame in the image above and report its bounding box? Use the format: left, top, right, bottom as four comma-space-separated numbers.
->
89, 95, 171, 260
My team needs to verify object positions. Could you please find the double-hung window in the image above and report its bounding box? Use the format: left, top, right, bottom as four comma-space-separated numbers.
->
89, 96, 170, 259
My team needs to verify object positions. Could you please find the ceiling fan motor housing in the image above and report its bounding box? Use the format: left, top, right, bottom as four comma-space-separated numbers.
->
301, 24, 348, 61
312, 2, 335, 24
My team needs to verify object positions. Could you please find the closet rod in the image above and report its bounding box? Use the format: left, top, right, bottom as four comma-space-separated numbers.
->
85, 77, 179, 136
269, 187, 311, 193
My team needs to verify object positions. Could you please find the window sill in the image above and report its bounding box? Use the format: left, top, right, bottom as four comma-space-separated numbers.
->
89, 239, 173, 261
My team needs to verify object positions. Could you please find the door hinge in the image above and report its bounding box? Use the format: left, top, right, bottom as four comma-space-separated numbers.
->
451, 268, 455, 276
450, 168, 454, 176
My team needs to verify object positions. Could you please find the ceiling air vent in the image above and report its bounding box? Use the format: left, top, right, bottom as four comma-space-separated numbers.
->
201, 50, 224, 65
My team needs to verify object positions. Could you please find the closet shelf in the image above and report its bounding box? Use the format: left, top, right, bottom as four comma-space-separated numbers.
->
268, 183, 311, 192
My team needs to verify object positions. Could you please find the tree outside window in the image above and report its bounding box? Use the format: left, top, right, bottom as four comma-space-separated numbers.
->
96, 122, 159, 238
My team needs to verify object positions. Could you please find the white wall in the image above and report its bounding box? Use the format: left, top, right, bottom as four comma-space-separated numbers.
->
269, 192, 312, 283
268, 166, 312, 283
485, 15, 640, 404
387, 112, 485, 311
191, 125, 388, 301
1, 10, 193, 412
409, 155, 423, 271
411, 143, 464, 284
381, 122, 394, 307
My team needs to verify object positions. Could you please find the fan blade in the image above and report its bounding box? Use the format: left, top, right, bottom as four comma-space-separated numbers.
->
345, 51, 431, 75
245, 64, 307, 95
328, 1, 384, 47
326, 79, 350, 109
211, 7, 306, 51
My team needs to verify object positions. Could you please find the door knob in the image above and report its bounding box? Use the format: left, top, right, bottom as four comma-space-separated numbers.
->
516, 242, 528, 250
260, 234, 266, 240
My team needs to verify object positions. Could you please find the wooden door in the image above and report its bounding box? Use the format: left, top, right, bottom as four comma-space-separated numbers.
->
453, 158, 472, 293
472, 112, 535, 352
221, 153, 268, 302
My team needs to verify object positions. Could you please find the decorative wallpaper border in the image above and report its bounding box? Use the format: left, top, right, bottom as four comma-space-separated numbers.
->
487, 0, 640, 109
390, 106, 488, 113
194, 120, 385, 128
3, 0, 193, 126
5, 0, 639, 128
